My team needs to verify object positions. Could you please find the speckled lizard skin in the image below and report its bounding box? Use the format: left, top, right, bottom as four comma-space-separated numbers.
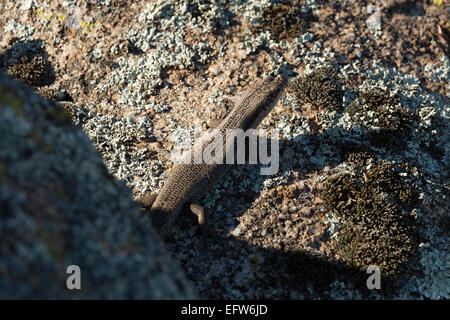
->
139, 76, 287, 235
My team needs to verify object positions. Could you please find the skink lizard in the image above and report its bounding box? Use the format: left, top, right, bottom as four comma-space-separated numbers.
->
138, 76, 287, 236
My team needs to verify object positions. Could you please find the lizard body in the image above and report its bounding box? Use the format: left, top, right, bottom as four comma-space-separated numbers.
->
140, 77, 287, 235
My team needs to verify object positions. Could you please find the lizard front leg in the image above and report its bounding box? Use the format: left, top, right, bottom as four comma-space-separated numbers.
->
136, 193, 158, 211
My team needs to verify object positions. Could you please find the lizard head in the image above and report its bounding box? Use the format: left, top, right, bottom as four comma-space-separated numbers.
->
238, 76, 287, 131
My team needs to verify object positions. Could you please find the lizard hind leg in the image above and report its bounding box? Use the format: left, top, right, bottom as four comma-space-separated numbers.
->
189, 203, 216, 238
189, 203, 206, 225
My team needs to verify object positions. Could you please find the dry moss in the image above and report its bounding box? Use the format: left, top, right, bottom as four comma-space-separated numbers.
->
347, 90, 415, 152
250, 1, 306, 41
7, 54, 52, 87
322, 161, 418, 281
347, 90, 413, 131
290, 66, 344, 111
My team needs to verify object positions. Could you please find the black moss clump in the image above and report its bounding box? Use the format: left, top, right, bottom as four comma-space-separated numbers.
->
322, 161, 418, 285
346, 151, 372, 169
250, 1, 306, 41
365, 162, 418, 206
347, 90, 414, 131
7, 54, 52, 87
337, 140, 373, 169
290, 67, 344, 111
347, 90, 415, 152
1, 40, 54, 88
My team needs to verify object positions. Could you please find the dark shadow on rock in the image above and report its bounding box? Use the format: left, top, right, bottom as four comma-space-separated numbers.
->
386, 1, 427, 17
158, 100, 448, 298
0, 71, 196, 299
36, 90, 445, 299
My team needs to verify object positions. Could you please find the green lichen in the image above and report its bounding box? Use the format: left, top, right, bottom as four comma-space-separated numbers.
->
322, 161, 418, 281
43, 144, 53, 154
290, 66, 344, 111
54, 184, 70, 202
37, 226, 67, 263
250, 1, 306, 41
248, 253, 260, 285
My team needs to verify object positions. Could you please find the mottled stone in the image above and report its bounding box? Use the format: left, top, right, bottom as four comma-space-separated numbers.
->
0, 71, 196, 299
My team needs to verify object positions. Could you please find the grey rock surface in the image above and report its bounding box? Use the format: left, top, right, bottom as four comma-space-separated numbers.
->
0, 71, 196, 299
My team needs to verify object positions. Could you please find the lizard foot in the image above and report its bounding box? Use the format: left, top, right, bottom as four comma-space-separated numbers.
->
189, 204, 217, 239
136, 193, 158, 211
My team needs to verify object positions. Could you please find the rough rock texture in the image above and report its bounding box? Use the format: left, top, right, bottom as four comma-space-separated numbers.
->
1, 0, 448, 300
0, 71, 196, 299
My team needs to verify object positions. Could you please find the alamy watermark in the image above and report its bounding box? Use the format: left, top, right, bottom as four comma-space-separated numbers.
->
366, 5, 381, 30
366, 265, 381, 290
66, 265, 81, 290
33, 5, 101, 34
170, 120, 280, 176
